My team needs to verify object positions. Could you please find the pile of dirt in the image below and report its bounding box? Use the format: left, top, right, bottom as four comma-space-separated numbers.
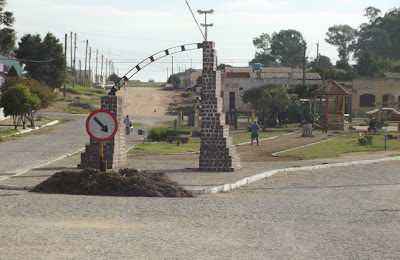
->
31, 168, 196, 197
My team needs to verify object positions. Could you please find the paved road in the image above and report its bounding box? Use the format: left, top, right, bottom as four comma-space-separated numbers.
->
0, 112, 176, 177
0, 112, 88, 176
0, 160, 398, 259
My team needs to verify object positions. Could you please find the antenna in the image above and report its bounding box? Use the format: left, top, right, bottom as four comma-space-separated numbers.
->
185, 0, 206, 41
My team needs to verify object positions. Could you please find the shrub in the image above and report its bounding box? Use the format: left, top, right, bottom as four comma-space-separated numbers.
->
147, 126, 169, 141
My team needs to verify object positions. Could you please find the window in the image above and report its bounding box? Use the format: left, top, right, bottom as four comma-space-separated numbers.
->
382, 94, 394, 106
360, 94, 375, 107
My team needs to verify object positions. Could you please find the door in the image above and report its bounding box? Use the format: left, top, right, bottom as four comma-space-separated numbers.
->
229, 92, 236, 110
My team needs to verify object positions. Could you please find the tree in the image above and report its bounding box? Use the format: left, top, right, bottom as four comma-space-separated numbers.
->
249, 33, 276, 66
356, 48, 376, 76
15, 33, 66, 89
7, 65, 18, 77
310, 55, 333, 68
0, 84, 40, 129
364, 6, 381, 23
270, 29, 306, 68
250, 30, 306, 67
196, 75, 202, 84
325, 24, 357, 61
242, 84, 291, 129
0, 0, 16, 55
167, 74, 181, 89
355, 28, 392, 59
109, 73, 120, 83
2, 76, 56, 126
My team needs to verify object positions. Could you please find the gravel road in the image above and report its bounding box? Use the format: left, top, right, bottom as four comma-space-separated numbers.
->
0, 160, 399, 259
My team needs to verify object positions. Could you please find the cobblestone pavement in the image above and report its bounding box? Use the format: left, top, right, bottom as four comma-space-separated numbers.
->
0, 160, 399, 259
1, 114, 399, 259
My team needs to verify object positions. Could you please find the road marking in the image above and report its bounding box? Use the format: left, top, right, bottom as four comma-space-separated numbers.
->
0, 147, 85, 182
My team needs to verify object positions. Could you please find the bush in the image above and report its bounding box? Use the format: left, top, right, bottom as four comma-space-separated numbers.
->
147, 126, 169, 141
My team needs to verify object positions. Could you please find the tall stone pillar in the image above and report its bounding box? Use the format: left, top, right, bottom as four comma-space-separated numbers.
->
199, 41, 241, 172
78, 95, 127, 170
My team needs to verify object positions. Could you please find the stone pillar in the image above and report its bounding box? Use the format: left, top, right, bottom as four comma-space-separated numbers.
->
199, 41, 241, 172
78, 96, 127, 170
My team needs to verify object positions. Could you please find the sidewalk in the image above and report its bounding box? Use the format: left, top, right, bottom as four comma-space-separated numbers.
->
1, 144, 399, 194
0, 116, 57, 134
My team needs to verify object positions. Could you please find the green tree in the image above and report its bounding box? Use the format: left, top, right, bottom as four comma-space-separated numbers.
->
0, 84, 40, 129
249, 33, 276, 66
356, 48, 376, 76
325, 24, 357, 61
196, 75, 202, 84
242, 84, 291, 129
364, 6, 381, 23
109, 73, 120, 83
0, 0, 16, 55
15, 33, 66, 89
310, 55, 333, 68
270, 29, 306, 68
7, 65, 18, 77
167, 74, 181, 89
2, 76, 56, 126
355, 28, 392, 59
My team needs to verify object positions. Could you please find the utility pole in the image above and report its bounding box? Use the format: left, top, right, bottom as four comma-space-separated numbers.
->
79, 60, 81, 84
171, 56, 174, 87
316, 43, 319, 67
64, 33, 67, 97
84, 40, 88, 87
95, 50, 98, 82
89, 46, 92, 84
101, 55, 104, 82
70, 32, 73, 69
302, 44, 307, 86
105, 59, 108, 81
73, 33, 77, 89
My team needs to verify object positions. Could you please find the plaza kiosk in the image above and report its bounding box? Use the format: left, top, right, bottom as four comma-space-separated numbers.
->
312, 80, 352, 130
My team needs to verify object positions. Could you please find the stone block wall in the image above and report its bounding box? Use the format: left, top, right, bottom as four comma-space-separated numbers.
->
78, 95, 127, 170
199, 41, 241, 172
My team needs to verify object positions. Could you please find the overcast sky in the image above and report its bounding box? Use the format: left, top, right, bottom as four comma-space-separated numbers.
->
7, 0, 400, 82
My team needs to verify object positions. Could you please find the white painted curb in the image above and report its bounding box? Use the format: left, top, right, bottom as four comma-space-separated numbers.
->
189, 156, 400, 194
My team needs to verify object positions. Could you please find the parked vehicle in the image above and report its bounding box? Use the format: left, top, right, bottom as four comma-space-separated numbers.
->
186, 84, 201, 92
164, 84, 173, 91
105, 81, 115, 89
366, 108, 400, 121
94, 82, 104, 89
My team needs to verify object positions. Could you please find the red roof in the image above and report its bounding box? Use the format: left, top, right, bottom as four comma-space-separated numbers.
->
312, 80, 352, 96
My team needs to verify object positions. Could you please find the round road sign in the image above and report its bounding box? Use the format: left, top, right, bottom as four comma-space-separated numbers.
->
86, 109, 118, 142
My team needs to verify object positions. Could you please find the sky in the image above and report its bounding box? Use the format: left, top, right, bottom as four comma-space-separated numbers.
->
6, 0, 400, 82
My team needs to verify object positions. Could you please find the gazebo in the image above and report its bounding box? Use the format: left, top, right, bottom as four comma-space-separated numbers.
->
312, 80, 353, 130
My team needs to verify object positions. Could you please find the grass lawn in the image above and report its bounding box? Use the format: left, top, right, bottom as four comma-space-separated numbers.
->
128, 122, 298, 155
0, 129, 18, 137
126, 82, 165, 87
64, 84, 106, 97
279, 132, 400, 160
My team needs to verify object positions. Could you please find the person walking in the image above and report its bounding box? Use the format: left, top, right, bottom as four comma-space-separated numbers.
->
250, 121, 260, 146
123, 115, 133, 135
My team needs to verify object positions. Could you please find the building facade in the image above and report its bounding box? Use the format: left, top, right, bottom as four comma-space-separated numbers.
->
222, 66, 321, 111
351, 73, 400, 117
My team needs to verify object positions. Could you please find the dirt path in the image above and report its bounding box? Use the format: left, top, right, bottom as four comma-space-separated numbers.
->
118, 87, 181, 116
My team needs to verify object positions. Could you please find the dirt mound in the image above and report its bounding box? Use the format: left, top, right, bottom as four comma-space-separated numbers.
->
31, 168, 196, 197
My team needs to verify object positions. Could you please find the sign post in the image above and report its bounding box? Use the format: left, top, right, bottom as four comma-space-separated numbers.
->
86, 109, 118, 172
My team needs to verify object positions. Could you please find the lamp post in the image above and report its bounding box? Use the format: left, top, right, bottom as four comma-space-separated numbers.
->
197, 9, 214, 41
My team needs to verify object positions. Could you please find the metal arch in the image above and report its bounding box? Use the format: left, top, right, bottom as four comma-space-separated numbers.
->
113, 43, 203, 91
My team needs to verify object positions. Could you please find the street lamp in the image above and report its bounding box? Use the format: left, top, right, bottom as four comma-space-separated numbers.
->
197, 9, 214, 41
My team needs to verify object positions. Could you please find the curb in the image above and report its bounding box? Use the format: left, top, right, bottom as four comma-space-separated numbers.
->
4, 120, 60, 136
189, 156, 400, 194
